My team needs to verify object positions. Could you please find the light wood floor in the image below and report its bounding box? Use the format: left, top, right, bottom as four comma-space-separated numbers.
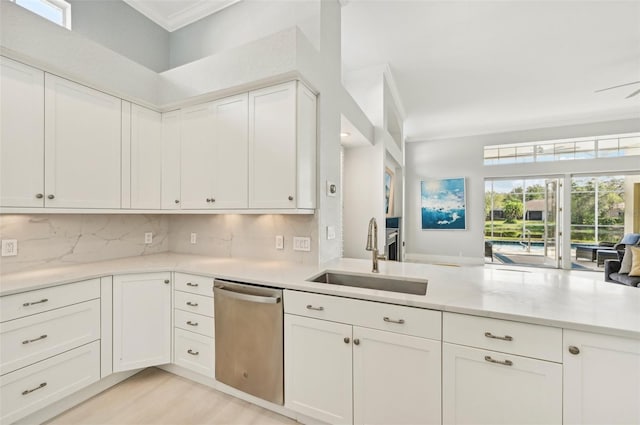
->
46, 368, 298, 425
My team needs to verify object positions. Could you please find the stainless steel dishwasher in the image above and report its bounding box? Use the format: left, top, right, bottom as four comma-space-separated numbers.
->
213, 279, 284, 405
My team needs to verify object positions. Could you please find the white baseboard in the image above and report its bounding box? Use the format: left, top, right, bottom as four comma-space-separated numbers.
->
14, 370, 141, 425
405, 253, 484, 266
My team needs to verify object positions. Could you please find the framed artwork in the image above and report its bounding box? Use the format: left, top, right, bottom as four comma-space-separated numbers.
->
385, 167, 395, 217
421, 177, 466, 230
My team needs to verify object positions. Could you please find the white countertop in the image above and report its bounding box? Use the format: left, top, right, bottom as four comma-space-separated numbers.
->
1, 253, 639, 339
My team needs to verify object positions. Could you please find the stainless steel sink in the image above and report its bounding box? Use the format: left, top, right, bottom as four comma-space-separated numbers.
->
308, 272, 427, 295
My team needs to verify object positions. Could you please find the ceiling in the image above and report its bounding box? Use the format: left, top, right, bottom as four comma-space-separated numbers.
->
123, 0, 240, 32
341, 1, 640, 141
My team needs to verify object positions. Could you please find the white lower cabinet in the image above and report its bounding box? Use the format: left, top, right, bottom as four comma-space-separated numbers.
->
113, 273, 172, 372
174, 328, 215, 377
563, 330, 640, 425
284, 292, 442, 425
442, 343, 562, 425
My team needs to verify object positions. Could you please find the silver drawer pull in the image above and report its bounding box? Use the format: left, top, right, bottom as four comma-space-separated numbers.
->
186, 301, 198, 307
22, 334, 48, 345
23, 298, 48, 307
306, 304, 324, 311
187, 349, 199, 356
485, 355, 513, 366
186, 321, 198, 326
383, 317, 405, 324
186, 282, 199, 287
22, 382, 47, 395
484, 332, 513, 341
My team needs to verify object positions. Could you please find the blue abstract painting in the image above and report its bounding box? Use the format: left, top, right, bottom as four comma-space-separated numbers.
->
421, 177, 466, 230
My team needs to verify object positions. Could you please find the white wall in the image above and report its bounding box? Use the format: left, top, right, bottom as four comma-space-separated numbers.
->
68, 0, 169, 72
405, 118, 640, 264
169, 0, 320, 68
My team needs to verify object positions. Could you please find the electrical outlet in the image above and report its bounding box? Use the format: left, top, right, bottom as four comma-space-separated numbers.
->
275, 235, 284, 250
293, 237, 311, 252
326, 226, 336, 240
190, 233, 197, 244
144, 232, 153, 244
1, 239, 18, 256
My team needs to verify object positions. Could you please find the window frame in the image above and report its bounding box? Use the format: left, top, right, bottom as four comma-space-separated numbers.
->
9, 0, 72, 30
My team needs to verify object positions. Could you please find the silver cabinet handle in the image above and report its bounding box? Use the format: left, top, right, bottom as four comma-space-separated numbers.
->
484, 332, 513, 341
186, 321, 198, 326
306, 304, 324, 311
288, 195, 294, 201
164, 279, 170, 284
344, 337, 350, 344
211, 198, 215, 203
35, 193, 44, 199
568, 345, 580, 355
215, 285, 281, 304
175, 199, 180, 204
47, 194, 55, 199
23, 298, 48, 307
22, 382, 47, 395
485, 355, 513, 366
22, 334, 47, 344
383, 317, 405, 324
186, 282, 199, 287
187, 349, 199, 356
186, 301, 198, 307
354, 338, 360, 345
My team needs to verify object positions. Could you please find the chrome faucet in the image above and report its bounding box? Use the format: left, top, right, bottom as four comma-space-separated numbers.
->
365, 217, 386, 273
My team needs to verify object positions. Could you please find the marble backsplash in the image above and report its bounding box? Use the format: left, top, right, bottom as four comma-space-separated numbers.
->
0, 213, 318, 274
169, 214, 318, 265
0, 214, 170, 274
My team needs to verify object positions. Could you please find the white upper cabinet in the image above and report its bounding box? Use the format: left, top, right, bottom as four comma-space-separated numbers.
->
180, 102, 215, 209
44, 74, 121, 208
161, 110, 181, 209
130, 104, 162, 209
249, 81, 316, 209
563, 330, 640, 425
0, 57, 45, 207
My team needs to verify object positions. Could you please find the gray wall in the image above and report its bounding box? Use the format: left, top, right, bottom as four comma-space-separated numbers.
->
169, 0, 320, 68
68, 0, 169, 72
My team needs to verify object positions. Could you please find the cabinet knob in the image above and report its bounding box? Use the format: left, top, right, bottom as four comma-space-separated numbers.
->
35, 193, 44, 199
175, 199, 180, 204
353, 339, 360, 345
206, 198, 211, 203
47, 194, 55, 200
211, 198, 215, 203
568, 345, 580, 355
288, 195, 294, 201
344, 337, 350, 344
164, 279, 170, 284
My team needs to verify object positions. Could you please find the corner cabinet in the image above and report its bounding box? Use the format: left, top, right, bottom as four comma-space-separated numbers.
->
113, 273, 172, 372
284, 290, 441, 425
249, 81, 316, 210
563, 329, 640, 425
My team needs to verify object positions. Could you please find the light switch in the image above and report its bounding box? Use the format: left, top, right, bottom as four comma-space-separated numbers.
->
293, 237, 311, 252
327, 226, 336, 240
275, 235, 284, 250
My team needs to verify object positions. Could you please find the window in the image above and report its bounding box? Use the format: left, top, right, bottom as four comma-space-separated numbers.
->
10, 0, 71, 29
483, 133, 640, 165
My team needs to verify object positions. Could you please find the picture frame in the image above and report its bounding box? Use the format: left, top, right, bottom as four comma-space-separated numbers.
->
385, 167, 395, 217
421, 177, 467, 230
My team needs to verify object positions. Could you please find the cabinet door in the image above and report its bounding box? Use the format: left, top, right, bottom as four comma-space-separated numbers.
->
0, 58, 45, 207
211, 94, 248, 209
113, 273, 171, 372
44, 74, 121, 208
161, 110, 181, 209
130, 104, 162, 209
284, 314, 352, 424
564, 330, 640, 425
180, 103, 214, 209
249, 82, 297, 209
353, 327, 441, 425
443, 343, 562, 425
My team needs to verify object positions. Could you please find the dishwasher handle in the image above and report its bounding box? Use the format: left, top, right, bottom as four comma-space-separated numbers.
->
214, 281, 281, 304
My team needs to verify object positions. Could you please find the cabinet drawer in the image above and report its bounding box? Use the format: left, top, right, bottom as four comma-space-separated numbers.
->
0, 299, 100, 375
1, 279, 100, 322
174, 328, 214, 377
0, 341, 100, 424
175, 291, 214, 317
174, 273, 214, 297
284, 290, 441, 340
175, 309, 214, 338
443, 312, 562, 362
